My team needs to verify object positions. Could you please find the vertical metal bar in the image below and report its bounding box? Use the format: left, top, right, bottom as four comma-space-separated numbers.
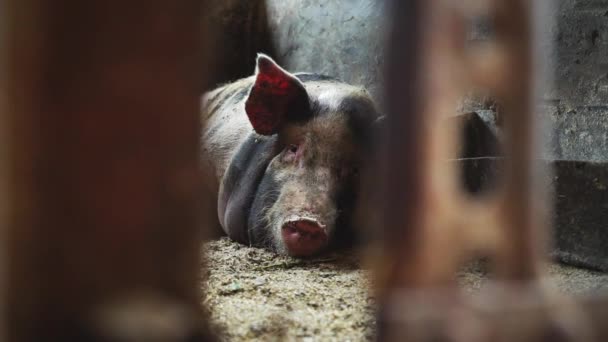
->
4, 0, 211, 340
376, 1, 430, 339
0, 1, 9, 339
377, 0, 550, 340
3, 0, 49, 339
378, 0, 424, 292
378, 0, 469, 291
379, 0, 542, 288
492, 0, 543, 281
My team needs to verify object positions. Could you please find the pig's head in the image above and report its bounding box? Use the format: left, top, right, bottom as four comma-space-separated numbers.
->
219, 54, 380, 257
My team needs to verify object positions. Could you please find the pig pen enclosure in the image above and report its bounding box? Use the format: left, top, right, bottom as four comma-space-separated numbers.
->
201, 2, 608, 340
2, 0, 608, 341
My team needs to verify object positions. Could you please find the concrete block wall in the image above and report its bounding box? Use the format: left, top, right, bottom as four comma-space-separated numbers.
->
545, 1, 608, 161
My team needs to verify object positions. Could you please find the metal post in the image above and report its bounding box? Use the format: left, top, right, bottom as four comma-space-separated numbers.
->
2, 0, 213, 340
377, 0, 608, 340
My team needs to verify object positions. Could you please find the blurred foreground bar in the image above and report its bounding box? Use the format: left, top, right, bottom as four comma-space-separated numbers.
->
378, 0, 608, 340
2, 0, 212, 340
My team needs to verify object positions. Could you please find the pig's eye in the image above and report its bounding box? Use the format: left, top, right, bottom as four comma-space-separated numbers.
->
288, 144, 299, 154
282, 144, 300, 163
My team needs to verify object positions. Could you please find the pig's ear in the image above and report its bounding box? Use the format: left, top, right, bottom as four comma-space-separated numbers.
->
245, 54, 311, 135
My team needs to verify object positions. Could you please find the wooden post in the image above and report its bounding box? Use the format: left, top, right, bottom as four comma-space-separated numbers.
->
2, 0, 212, 340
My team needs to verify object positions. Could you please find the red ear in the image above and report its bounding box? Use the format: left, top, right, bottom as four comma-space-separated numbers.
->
245, 54, 310, 135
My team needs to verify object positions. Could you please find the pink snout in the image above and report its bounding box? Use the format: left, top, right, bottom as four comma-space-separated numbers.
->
281, 220, 328, 257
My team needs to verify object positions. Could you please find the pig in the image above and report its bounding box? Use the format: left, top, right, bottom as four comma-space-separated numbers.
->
201, 54, 380, 257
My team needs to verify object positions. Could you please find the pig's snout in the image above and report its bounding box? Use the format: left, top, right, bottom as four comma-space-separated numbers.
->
281, 219, 328, 257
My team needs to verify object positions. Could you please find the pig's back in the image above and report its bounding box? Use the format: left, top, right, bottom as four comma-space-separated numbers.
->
201, 76, 256, 186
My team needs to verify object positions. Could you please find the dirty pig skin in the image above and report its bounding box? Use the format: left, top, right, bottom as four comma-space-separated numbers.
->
201, 54, 380, 257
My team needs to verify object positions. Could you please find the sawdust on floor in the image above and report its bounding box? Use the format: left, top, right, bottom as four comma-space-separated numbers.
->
203, 237, 608, 341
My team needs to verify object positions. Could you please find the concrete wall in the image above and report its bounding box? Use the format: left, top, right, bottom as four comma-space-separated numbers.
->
544, 1, 608, 161
265, 0, 386, 102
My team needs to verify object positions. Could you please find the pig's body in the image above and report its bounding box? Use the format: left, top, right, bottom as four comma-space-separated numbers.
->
201, 55, 379, 257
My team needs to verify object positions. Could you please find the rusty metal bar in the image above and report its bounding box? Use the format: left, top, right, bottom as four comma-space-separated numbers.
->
377, 0, 608, 340
375, 0, 424, 291
379, 0, 473, 293
2, 0, 213, 340
378, 0, 540, 292
0, 2, 9, 340
489, 0, 543, 281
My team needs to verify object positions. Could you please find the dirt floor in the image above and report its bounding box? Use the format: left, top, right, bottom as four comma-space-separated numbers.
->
203, 237, 608, 341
